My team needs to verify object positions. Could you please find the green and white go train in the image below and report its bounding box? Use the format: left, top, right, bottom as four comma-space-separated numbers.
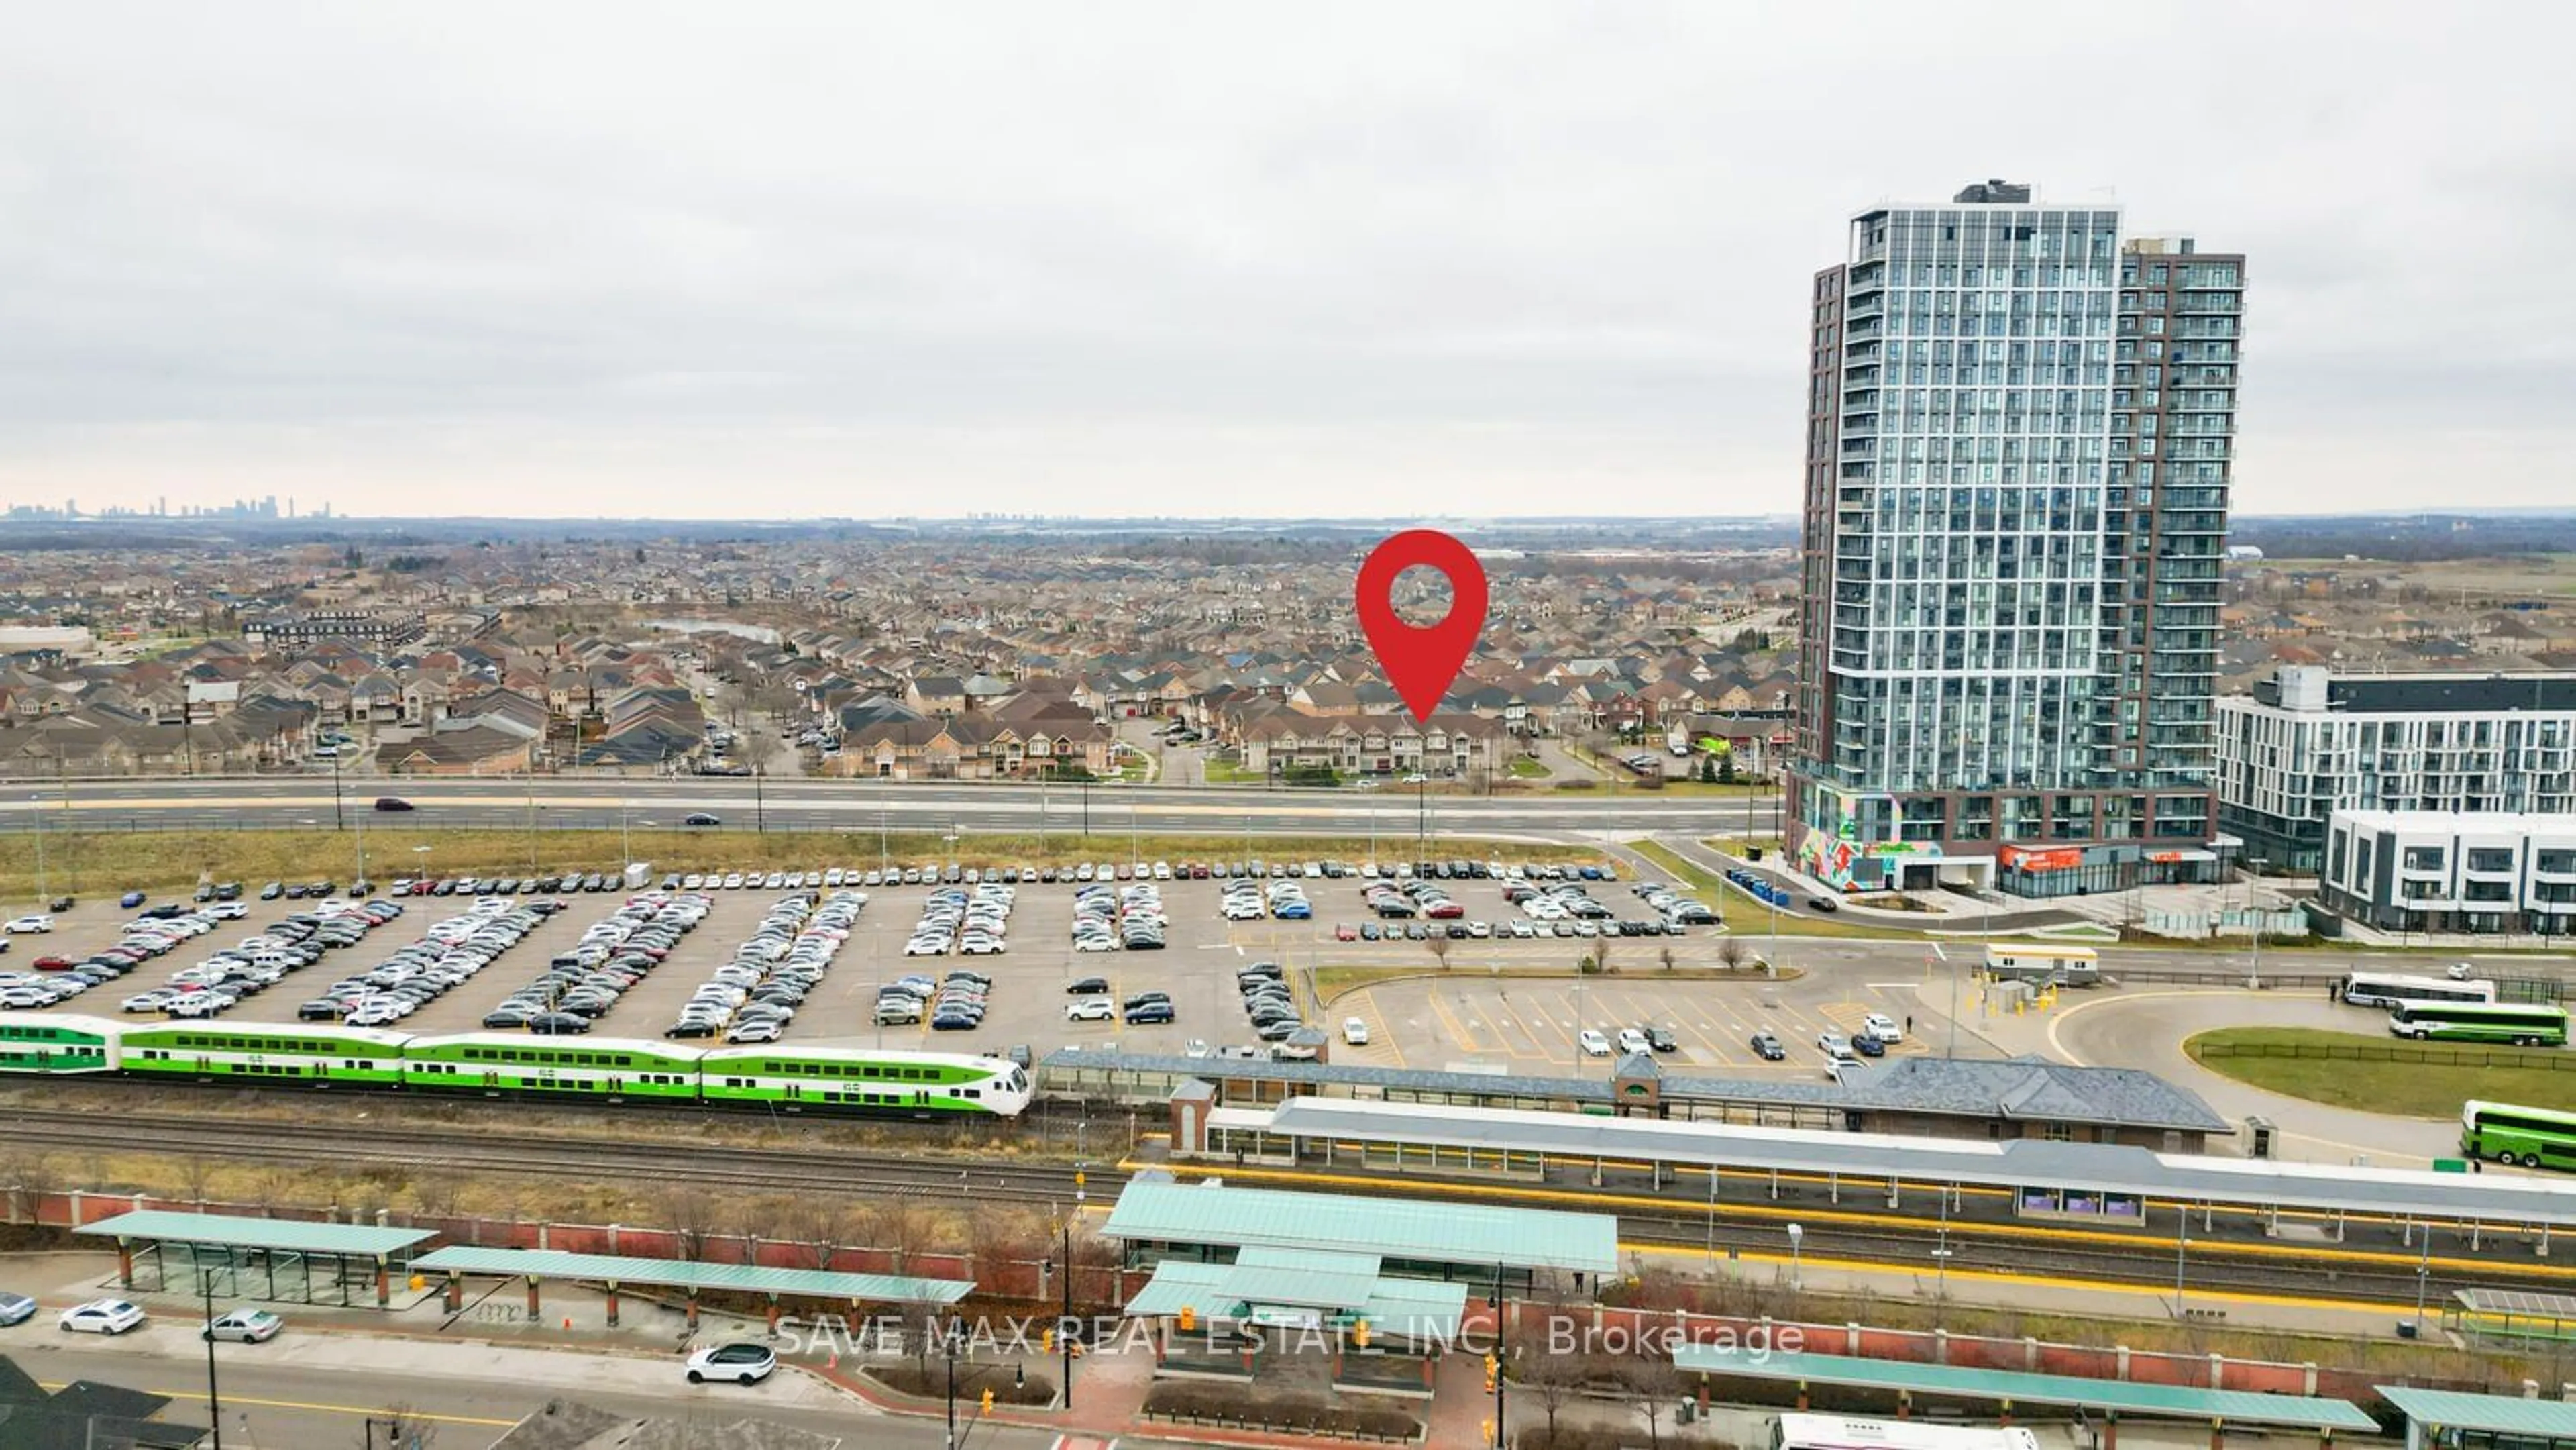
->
0, 1013, 1032, 1119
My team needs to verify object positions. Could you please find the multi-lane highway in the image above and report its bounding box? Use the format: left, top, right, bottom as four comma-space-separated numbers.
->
0, 774, 1774, 841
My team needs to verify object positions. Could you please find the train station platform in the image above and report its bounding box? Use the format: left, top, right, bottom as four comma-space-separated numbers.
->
409, 1245, 973, 1333
73, 1209, 435, 1308
2379, 1385, 2576, 1450
1674, 1346, 2378, 1449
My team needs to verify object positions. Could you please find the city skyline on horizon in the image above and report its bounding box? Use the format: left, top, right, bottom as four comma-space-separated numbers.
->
4, 4, 2571, 522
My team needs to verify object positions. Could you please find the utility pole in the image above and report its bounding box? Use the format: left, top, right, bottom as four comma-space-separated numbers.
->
331, 749, 345, 831
31, 794, 46, 904
754, 764, 766, 835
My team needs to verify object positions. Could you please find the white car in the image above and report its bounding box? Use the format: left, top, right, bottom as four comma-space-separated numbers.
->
3, 915, 52, 934
60, 1299, 145, 1335
1862, 1013, 1902, 1043
1342, 1017, 1371, 1046
203, 1307, 283, 1343
686, 1341, 777, 1385
1066, 998, 1115, 1022
1617, 1027, 1652, 1056
1578, 1029, 1612, 1057
1818, 1031, 1855, 1059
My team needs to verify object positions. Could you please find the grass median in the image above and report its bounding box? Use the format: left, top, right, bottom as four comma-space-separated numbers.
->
2186, 1026, 2576, 1116
1625, 839, 1895, 941
0, 827, 1611, 896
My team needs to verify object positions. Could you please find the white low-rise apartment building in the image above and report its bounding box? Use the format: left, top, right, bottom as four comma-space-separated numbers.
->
2218, 666, 2576, 873
2320, 809, 2576, 936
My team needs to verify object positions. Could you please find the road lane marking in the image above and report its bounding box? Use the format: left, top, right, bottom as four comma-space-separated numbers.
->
38, 1382, 518, 1427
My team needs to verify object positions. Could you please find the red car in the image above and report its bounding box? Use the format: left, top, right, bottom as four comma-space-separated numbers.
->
1334, 923, 1358, 941
32, 955, 76, 971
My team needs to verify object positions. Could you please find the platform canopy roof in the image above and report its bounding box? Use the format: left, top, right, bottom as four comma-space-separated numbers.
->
2379, 1386, 2576, 1440
1125, 1258, 1469, 1339
1102, 1178, 1618, 1276
74, 1211, 435, 1260
410, 1247, 971, 1304
1674, 1347, 2377, 1431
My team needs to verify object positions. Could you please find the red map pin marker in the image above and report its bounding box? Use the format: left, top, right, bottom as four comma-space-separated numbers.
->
1356, 529, 1488, 725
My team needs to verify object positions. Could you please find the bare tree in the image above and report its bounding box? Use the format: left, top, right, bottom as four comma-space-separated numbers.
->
412, 1171, 464, 1224
178, 1153, 215, 1212
375, 1404, 441, 1447
1426, 933, 1454, 971
1718, 936, 1747, 972
254, 1164, 305, 1216
1522, 1335, 1583, 1442
3, 1152, 57, 1227
659, 1184, 722, 1263
1591, 935, 1615, 976
1629, 1357, 1686, 1449
783, 1197, 855, 1272
866, 1196, 941, 1274
1658, 944, 1678, 974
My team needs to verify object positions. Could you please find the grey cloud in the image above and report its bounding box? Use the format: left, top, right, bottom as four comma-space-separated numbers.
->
0, 1, 2570, 517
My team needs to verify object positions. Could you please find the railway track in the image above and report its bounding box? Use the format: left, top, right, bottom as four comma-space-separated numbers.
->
0, 1104, 2516, 1306
7, 1106, 1118, 1204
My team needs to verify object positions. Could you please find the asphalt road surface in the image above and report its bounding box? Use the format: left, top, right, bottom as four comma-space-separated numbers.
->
9, 1335, 1065, 1449
0, 775, 1770, 840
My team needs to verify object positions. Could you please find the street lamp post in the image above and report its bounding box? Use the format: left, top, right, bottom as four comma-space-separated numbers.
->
1489, 1259, 1507, 1449
943, 1316, 961, 1450
200, 1267, 224, 1450
1786, 1223, 1803, 1291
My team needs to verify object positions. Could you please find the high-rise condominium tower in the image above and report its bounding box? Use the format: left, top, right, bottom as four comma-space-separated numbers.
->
1788, 180, 2244, 896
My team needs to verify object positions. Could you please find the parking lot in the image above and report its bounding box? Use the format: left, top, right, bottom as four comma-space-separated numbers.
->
1329, 972, 1943, 1079
4, 852, 1770, 1065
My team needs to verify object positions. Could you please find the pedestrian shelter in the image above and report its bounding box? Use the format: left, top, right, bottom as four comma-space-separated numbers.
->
1672, 1347, 2377, 1450
74, 1210, 435, 1308
2380, 1385, 2576, 1450
408, 1245, 971, 1334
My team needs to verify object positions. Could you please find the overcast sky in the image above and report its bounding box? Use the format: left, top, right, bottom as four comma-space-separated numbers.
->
3, 2, 2569, 521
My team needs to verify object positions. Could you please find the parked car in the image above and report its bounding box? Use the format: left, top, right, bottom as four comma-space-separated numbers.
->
1577, 1029, 1611, 1057
1748, 1031, 1785, 1061
119, 890, 148, 910
1342, 1017, 1371, 1046
1065, 998, 1114, 1022
1817, 1031, 1855, 1060
3, 915, 53, 934
203, 1308, 284, 1343
686, 1341, 777, 1385
0, 1290, 35, 1327
58, 1299, 145, 1335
